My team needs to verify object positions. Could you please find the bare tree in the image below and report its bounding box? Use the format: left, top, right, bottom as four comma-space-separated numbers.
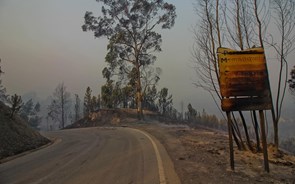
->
192, 0, 221, 104
141, 66, 161, 100
268, 0, 295, 150
253, 0, 295, 150
74, 94, 81, 122
193, 0, 295, 152
193, 0, 266, 152
48, 83, 71, 129
193, 0, 248, 150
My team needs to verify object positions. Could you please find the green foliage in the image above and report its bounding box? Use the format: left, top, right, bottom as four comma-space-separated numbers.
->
124, 84, 137, 108
112, 82, 123, 107
84, 87, 92, 116
83, 88, 100, 115
91, 96, 98, 111
158, 87, 173, 115
101, 81, 123, 108
143, 85, 158, 111
101, 81, 114, 108
8, 94, 23, 119
99, 79, 180, 120
19, 99, 42, 129
82, 0, 176, 118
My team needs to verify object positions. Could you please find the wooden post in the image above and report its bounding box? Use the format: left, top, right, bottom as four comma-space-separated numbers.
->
259, 110, 270, 173
226, 111, 235, 171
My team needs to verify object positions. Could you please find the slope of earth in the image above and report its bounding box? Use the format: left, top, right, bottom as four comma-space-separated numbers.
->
138, 123, 295, 184
0, 102, 50, 161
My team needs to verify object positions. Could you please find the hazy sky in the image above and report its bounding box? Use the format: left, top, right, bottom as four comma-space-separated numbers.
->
0, 0, 294, 120
0, 0, 207, 110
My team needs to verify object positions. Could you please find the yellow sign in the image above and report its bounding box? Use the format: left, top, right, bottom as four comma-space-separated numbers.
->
217, 47, 272, 111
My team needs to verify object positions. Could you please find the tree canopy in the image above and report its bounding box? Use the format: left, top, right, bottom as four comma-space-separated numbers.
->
82, 0, 176, 119
158, 87, 173, 115
8, 94, 23, 119
84, 87, 92, 116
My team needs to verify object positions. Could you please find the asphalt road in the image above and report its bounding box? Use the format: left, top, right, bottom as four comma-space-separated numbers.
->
0, 127, 180, 184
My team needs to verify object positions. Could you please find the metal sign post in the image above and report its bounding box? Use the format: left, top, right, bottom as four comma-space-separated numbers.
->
217, 47, 272, 172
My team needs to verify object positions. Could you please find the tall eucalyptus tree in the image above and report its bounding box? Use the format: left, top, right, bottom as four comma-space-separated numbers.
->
82, 0, 176, 119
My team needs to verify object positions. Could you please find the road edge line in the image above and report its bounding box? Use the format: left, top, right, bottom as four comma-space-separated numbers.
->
130, 128, 166, 184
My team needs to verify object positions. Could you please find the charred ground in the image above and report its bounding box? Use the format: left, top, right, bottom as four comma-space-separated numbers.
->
1, 107, 294, 183
67, 108, 295, 183
0, 102, 50, 161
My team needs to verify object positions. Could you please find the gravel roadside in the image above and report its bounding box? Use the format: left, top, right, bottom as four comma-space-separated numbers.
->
135, 123, 295, 184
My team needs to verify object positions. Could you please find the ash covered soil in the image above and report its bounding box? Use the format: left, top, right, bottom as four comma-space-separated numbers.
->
138, 123, 295, 184
0, 102, 50, 161
68, 109, 295, 183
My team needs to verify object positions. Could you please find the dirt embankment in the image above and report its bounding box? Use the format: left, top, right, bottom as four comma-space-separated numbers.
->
0, 102, 50, 161
66, 108, 160, 128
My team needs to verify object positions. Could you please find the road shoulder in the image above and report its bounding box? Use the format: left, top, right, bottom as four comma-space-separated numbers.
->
134, 123, 295, 184
129, 127, 181, 184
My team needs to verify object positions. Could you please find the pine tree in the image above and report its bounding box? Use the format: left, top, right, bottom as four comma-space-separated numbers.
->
187, 103, 197, 121
91, 95, 97, 112
84, 87, 92, 116
158, 88, 173, 115
9, 94, 23, 119
97, 94, 101, 110
20, 99, 34, 121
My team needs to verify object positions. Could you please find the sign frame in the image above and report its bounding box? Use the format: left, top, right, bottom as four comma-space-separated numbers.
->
217, 47, 272, 172
217, 47, 272, 111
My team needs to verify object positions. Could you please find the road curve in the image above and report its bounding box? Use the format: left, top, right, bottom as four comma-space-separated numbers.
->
0, 127, 180, 184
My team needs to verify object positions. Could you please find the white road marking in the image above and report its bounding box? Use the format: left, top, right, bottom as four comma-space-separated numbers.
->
130, 128, 166, 184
